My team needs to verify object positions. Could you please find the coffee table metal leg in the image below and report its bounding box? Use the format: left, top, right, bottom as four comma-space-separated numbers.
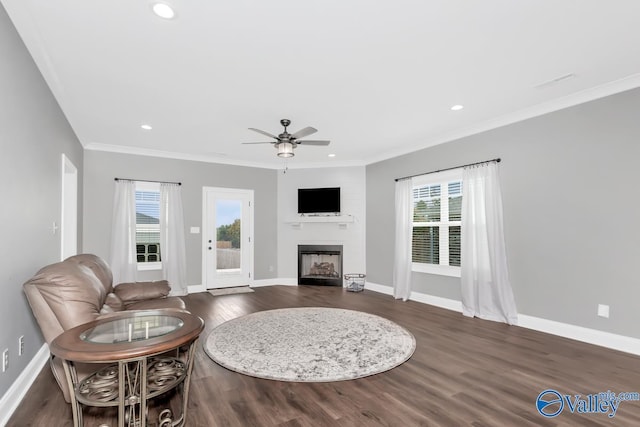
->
61, 359, 83, 427
140, 357, 148, 427
179, 340, 199, 426
119, 358, 149, 427
118, 360, 125, 427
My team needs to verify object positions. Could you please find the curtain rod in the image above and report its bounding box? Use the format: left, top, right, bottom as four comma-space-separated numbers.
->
114, 178, 182, 186
394, 158, 501, 182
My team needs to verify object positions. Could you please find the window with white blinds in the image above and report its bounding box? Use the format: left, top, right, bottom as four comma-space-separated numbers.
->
135, 182, 162, 270
411, 169, 462, 277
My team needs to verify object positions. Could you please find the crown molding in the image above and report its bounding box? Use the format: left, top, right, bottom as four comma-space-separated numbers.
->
86, 73, 640, 170
363, 72, 640, 165
84, 142, 279, 169
84, 142, 368, 170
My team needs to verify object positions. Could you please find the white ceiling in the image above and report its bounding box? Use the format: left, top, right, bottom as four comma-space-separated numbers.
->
4, 0, 640, 169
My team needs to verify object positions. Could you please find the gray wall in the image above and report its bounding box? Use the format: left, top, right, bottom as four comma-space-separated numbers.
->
0, 4, 83, 396
367, 88, 640, 339
83, 151, 278, 285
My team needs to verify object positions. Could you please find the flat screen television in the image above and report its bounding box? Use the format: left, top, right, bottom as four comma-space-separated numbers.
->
298, 187, 340, 214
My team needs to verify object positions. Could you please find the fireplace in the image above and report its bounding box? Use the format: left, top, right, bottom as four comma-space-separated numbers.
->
298, 245, 343, 286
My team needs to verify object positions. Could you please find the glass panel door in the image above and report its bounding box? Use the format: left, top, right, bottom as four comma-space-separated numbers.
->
204, 188, 253, 289
216, 199, 242, 273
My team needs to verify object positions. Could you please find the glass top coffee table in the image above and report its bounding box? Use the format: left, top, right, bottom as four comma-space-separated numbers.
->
50, 309, 204, 427
80, 313, 184, 344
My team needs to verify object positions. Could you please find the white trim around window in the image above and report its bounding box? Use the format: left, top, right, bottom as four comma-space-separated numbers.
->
412, 262, 461, 277
138, 261, 162, 271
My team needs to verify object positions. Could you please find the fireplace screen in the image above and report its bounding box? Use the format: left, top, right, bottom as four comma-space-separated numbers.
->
298, 245, 343, 286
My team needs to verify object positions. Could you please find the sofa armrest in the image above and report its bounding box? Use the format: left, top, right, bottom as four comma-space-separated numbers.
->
114, 280, 170, 303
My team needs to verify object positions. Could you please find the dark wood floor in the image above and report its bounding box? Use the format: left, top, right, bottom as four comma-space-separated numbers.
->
8, 285, 640, 426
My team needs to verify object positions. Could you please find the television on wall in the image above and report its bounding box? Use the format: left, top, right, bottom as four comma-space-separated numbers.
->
298, 187, 340, 214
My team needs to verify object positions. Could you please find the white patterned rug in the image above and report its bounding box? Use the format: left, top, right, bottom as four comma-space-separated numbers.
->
204, 307, 416, 382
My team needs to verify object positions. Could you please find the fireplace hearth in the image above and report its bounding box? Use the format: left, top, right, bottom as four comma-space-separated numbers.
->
298, 245, 343, 286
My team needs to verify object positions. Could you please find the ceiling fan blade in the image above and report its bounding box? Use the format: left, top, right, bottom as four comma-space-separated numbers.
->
242, 141, 274, 144
248, 128, 279, 140
296, 140, 330, 146
290, 126, 317, 139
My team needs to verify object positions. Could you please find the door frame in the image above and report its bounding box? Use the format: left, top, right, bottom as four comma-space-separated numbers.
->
201, 186, 254, 289
60, 154, 78, 261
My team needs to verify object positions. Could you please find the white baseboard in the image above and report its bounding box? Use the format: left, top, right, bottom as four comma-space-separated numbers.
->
365, 281, 640, 356
188, 279, 299, 293
363, 281, 393, 295
251, 278, 298, 287
187, 284, 206, 294
517, 314, 640, 356
0, 344, 49, 426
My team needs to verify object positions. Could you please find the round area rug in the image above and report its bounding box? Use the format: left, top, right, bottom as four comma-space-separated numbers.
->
204, 307, 416, 382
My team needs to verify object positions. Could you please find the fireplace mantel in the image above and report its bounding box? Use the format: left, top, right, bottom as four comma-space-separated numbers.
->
286, 214, 354, 228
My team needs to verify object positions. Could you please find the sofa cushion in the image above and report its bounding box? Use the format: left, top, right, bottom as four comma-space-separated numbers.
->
114, 280, 171, 303
25, 261, 105, 332
105, 292, 125, 310
126, 297, 187, 311
100, 293, 125, 314
65, 254, 114, 294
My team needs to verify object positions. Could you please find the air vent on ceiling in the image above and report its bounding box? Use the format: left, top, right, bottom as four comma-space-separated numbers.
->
534, 73, 576, 89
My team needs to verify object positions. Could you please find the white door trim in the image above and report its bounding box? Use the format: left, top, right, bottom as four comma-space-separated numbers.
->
60, 154, 78, 261
202, 186, 254, 289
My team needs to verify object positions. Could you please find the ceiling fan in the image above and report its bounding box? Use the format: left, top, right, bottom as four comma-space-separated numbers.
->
243, 119, 330, 158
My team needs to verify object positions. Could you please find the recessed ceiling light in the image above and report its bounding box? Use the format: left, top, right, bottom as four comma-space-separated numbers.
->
152, 3, 175, 19
141, 124, 152, 130
328, 154, 336, 158
451, 105, 464, 111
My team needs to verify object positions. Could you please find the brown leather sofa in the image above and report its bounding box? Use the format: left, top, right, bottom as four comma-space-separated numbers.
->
23, 254, 187, 402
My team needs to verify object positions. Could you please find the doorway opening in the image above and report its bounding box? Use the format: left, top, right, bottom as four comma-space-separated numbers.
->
61, 154, 78, 260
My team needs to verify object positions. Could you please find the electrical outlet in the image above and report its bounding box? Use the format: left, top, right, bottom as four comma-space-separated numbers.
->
597, 304, 610, 318
2, 349, 8, 372
19, 336, 24, 356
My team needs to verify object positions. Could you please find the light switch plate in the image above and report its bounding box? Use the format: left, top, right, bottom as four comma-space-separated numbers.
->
597, 304, 610, 318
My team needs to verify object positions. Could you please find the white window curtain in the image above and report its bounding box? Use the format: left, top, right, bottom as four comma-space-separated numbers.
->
110, 180, 138, 284
160, 183, 188, 295
393, 178, 413, 301
461, 162, 518, 325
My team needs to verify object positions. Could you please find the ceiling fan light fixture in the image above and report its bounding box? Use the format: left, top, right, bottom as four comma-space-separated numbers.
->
277, 142, 295, 158
246, 120, 328, 159
152, 3, 175, 19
